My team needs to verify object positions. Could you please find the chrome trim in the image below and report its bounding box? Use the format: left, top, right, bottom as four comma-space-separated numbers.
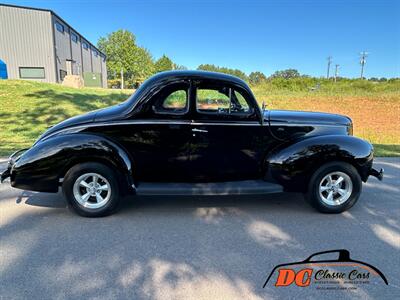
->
192, 128, 208, 133
39, 120, 263, 142
270, 122, 345, 127
192, 122, 261, 126
40, 119, 345, 143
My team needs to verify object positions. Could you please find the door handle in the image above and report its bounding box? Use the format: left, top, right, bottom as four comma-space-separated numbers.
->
192, 128, 208, 133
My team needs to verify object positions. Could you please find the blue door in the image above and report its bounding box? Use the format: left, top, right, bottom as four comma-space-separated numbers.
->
0, 60, 8, 79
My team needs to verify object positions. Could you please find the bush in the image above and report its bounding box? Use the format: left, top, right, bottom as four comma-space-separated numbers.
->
108, 79, 120, 89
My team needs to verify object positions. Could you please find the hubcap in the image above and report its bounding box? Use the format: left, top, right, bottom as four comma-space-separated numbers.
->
73, 173, 111, 209
319, 171, 353, 206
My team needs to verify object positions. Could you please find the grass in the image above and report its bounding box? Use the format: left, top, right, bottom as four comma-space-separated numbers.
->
0, 80, 131, 156
251, 81, 400, 157
0, 79, 399, 157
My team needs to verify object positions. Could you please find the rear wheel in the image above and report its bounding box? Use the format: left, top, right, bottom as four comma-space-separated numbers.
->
305, 162, 362, 213
63, 162, 121, 217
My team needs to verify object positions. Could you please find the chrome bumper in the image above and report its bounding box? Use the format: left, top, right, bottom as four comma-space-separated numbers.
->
0, 148, 28, 183
369, 167, 384, 181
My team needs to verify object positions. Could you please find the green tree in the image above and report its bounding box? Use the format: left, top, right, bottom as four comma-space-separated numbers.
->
271, 69, 301, 79
197, 64, 248, 81
154, 55, 174, 73
174, 64, 187, 70
97, 29, 154, 85
249, 71, 267, 85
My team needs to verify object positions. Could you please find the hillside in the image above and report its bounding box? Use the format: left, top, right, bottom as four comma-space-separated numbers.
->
0, 79, 399, 156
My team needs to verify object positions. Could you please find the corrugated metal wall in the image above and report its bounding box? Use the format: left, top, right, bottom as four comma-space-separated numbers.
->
101, 56, 107, 88
52, 15, 70, 81
70, 30, 82, 74
81, 38, 92, 74
0, 4, 107, 88
91, 49, 102, 74
0, 5, 56, 82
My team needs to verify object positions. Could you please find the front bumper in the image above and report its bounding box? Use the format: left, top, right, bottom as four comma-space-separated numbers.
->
0, 149, 28, 183
369, 167, 384, 181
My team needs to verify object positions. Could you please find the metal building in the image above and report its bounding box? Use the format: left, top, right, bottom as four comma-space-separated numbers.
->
0, 4, 107, 87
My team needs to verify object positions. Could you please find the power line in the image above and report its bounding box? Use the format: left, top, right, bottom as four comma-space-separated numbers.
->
360, 51, 368, 79
327, 56, 332, 79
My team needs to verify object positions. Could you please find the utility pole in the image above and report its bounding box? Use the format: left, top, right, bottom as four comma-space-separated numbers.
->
120, 68, 124, 90
360, 51, 368, 79
334, 64, 339, 82
327, 56, 332, 79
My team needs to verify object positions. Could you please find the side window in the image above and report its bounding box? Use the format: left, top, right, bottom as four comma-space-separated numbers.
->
196, 85, 253, 115
162, 90, 187, 109
153, 84, 188, 115
71, 32, 78, 43
19, 67, 45, 79
233, 90, 250, 113
55, 22, 64, 33
197, 88, 230, 112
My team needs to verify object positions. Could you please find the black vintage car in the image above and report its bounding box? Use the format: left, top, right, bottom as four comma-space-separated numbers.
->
1, 71, 383, 217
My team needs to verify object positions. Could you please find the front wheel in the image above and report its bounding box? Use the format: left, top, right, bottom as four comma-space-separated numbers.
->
63, 162, 121, 217
305, 162, 362, 213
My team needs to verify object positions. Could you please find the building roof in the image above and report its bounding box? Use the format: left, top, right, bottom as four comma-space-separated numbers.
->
0, 3, 105, 58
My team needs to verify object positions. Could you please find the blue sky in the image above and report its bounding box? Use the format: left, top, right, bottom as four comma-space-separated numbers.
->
4, 0, 400, 78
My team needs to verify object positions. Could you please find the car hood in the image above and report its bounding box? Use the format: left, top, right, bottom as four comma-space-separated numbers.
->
266, 110, 352, 126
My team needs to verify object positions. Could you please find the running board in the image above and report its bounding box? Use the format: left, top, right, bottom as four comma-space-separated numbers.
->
135, 180, 283, 196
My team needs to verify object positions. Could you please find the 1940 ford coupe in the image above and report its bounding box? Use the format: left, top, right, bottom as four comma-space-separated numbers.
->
1, 71, 383, 217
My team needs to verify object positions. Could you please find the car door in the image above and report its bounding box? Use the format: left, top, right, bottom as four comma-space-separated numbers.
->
189, 80, 269, 181
104, 81, 193, 182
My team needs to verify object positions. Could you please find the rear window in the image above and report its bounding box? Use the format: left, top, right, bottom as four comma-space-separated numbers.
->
153, 83, 189, 115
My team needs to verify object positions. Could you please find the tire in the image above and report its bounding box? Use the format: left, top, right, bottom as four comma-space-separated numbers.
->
305, 161, 362, 213
63, 162, 121, 217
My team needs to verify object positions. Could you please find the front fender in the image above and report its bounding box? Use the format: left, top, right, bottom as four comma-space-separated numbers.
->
265, 135, 374, 192
11, 133, 133, 193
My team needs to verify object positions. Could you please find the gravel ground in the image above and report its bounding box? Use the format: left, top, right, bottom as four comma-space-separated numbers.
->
0, 158, 399, 299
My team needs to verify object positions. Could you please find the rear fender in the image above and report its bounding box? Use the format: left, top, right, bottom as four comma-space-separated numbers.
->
264, 135, 374, 192
11, 133, 134, 193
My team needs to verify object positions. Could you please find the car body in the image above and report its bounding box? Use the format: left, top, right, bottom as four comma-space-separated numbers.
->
1, 70, 383, 217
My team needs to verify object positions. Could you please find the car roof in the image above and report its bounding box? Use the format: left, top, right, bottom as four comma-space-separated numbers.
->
148, 70, 248, 86
128, 70, 256, 113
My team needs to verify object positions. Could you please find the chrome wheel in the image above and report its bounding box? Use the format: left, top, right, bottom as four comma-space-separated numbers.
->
319, 171, 353, 206
72, 173, 111, 209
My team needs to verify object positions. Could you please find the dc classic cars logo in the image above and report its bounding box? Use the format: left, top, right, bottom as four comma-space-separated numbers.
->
263, 249, 388, 289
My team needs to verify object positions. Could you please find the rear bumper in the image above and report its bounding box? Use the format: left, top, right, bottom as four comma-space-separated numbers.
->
0, 149, 28, 183
369, 167, 384, 181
